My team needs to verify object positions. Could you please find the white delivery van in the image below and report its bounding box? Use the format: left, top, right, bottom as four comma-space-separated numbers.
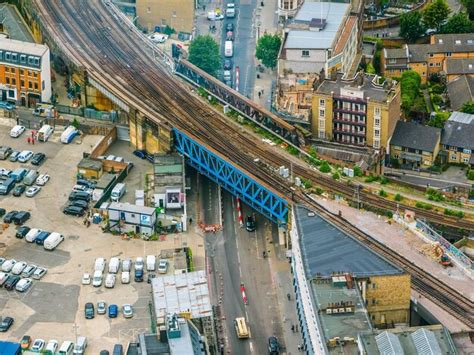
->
38, 124, 54, 142
61, 125, 78, 144
25, 228, 42, 243
111, 183, 126, 202
73, 336, 87, 355
146, 255, 156, 271
94, 257, 106, 272
108, 257, 120, 273
224, 40, 233, 57
92, 270, 103, 287
44, 232, 64, 251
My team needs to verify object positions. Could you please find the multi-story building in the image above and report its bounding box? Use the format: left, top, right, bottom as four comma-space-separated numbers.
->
135, 0, 195, 35
441, 117, 474, 167
382, 33, 474, 83
312, 72, 400, 150
444, 58, 474, 82
447, 75, 474, 111
291, 205, 411, 353
278, 0, 304, 19
0, 37, 51, 106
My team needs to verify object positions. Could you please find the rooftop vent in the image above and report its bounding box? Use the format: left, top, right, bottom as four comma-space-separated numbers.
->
438, 39, 443, 44
469, 64, 473, 70
309, 18, 326, 31
455, 40, 461, 45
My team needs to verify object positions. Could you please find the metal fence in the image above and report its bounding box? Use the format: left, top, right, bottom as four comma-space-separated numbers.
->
56, 104, 84, 116
84, 108, 118, 122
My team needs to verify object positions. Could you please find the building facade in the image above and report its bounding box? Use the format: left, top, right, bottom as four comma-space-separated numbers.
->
135, 0, 195, 34
441, 119, 474, 166
0, 37, 51, 106
278, 0, 304, 18
312, 73, 400, 150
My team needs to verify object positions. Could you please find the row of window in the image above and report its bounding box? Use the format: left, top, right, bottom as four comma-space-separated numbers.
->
0, 50, 41, 67
2, 77, 39, 90
4, 67, 39, 78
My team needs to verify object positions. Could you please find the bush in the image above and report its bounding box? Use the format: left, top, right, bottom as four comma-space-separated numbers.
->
379, 189, 388, 197
426, 188, 445, 202
386, 211, 394, 218
366, 62, 376, 74
315, 187, 324, 195
380, 176, 389, 185
332, 172, 340, 180
365, 174, 379, 183
354, 166, 363, 177
394, 193, 403, 202
431, 94, 442, 106
467, 170, 474, 180
431, 83, 445, 94
319, 162, 331, 173
302, 178, 312, 189
416, 201, 433, 210
286, 145, 299, 156
444, 208, 464, 218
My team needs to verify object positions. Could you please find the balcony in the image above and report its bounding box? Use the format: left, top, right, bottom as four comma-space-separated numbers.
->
333, 94, 366, 105
332, 117, 366, 126
333, 127, 366, 137
334, 138, 366, 146
333, 107, 366, 116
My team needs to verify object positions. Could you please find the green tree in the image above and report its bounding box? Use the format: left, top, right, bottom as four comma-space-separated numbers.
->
400, 70, 422, 114
441, 12, 473, 33
423, 0, 451, 31
428, 112, 450, 128
188, 35, 220, 77
460, 101, 474, 114
256, 33, 281, 69
163, 25, 176, 36
460, 0, 474, 20
399, 11, 425, 43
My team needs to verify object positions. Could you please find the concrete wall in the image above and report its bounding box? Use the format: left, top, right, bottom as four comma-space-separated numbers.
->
90, 127, 117, 159
363, 0, 432, 30
136, 0, 195, 34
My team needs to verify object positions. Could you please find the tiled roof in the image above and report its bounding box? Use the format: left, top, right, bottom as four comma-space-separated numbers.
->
384, 47, 408, 59
446, 75, 474, 111
390, 121, 441, 153
445, 58, 474, 75
442, 120, 474, 150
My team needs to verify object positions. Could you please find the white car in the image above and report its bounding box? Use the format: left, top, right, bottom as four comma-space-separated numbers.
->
122, 259, 132, 272
18, 150, 33, 163
148, 33, 168, 43
32, 267, 47, 280
121, 271, 130, 284
158, 259, 169, 274
0, 168, 11, 177
25, 228, 42, 243
31, 339, 45, 352
15, 278, 32, 292
26, 185, 41, 197
135, 257, 144, 270
36, 174, 50, 186
45, 340, 59, 354
0, 272, 9, 286
105, 273, 116, 288
122, 304, 133, 318
82, 273, 91, 285
1, 259, 16, 272
10, 125, 25, 138
11, 261, 27, 275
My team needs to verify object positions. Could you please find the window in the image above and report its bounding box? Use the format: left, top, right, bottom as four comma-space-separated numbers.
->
455, 40, 461, 45
42, 80, 45, 90
4, 67, 8, 72
7, 90, 14, 98
20, 69, 24, 75
11, 68, 15, 74
422, 72, 426, 76
374, 129, 380, 138
372, 299, 376, 305
20, 80, 25, 87
446, 52, 452, 57
34, 82, 38, 90
172, 11, 177, 17
319, 131, 325, 139
319, 98, 325, 107
374, 106, 381, 117
319, 119, 325, 129
374, 118, 380, 127
462, 157, 469, 163
28, 81, 32, 89
28, 70, 32, 77
372, 283, 376, 289
0, 50, 2, 59
5, 52, 11, 60
11, 53, 17, 62
373, 140, 380, 149
33, 72, 38, 78
463, 149, 472, 154
161, 19, 167, 26
429, 63, 434, 67
34, 57, 40, 66
5, 77, 10, 85
319, 109, 325, 118
147, 7, 151, 13
451, 154, 457, 161
11, 78, 16, 86
20, 54, 26, 63
389, 59, 396, 64
302, 50, 310, 57
28, 56, 34, 65
429, 53, 434, 57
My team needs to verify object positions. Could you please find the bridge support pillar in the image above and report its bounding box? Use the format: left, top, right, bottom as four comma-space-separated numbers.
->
129, 110, 172, 154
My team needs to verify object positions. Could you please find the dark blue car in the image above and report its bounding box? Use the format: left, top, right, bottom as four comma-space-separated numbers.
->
108, 304, 118, 318
132, 150, 146, 159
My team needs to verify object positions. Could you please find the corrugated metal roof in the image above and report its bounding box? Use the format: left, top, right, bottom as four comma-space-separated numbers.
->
448, 111, 474, 125
295, 205, 402, 278
411, 328, 442, 355
375, 331, 405, 355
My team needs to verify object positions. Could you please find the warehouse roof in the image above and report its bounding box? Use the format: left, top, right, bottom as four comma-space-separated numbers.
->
390, 121, 441, 153
294, 205, 402, 278
442, 120, 474, 150
77, 158, 103, 171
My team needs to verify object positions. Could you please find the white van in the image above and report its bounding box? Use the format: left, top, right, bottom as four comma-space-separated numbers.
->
108, 257, 120, 273
92, 270, 103, 287
94, 258, 106, 272
25, 228, 42, 243
59, 340, 75, 355
44, 232, 64, 251
224, 40, 233, 57
38, 124, 54, 142
73, 337, 87, 355
111, 183, 126, 202
146, 255, 156, 271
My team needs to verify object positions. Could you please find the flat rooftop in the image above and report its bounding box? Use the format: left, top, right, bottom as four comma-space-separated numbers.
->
152, 270, 212, 322
284, 2, 349, 50
168, 319, 195, 355
0, 36, 48, 57
0, 4, 35, 42
295, 205, 403, 278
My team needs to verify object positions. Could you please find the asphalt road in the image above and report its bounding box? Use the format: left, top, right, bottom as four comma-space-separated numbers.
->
221, 0, 257, 97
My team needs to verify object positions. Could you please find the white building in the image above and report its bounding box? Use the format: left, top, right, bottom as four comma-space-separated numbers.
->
0, 37, 51, 106
108, 202, 157, 236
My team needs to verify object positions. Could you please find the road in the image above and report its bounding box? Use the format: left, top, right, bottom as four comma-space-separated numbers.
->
221, 0, 257, 97
202, 177, 284, 354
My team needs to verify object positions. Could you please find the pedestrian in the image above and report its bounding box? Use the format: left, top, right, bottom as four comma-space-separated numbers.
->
27, 137, 30, 144
295, 324, 299, 333
189, 217, 193, 225
258, 91, 261, 98
287, 293, 291, 301
291, 324, 295, 332
32, 137, 35, 145
203, 4, 206, 11
298, 345, 302, 351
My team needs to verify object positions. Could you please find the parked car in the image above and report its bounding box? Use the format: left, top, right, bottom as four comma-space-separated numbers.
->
31, 339, 45, 352
0, 258, 5, 266
122, 304, 133, 318
18, 150, 33, 163
121, 271, 130, 284
10, 125, 25, 138
0, 272, 8, 286
31, 152, 46, 166
76, 179, 95, 189
158, 259, 168, 274
224, 59, 233, 70
35, 173, 50, 186
0, 146, 13, 160
12, 211, 30, 225
93, 270, 103, 287
246, 215, 256, 232
3, 210, 18, 223
21, 264, 37, 278
63, 205, 85, 216
25, 228, 41, 242
122, 259, 132, 272
68, 199, 88, 209
12, 184, 26, 196
0, 208, 5, 218
268, 336, 280, 354
105, 274, 116, 288
135, 257, 144, 270
82, 273, 91, 285
147, 273, 156, 284
85, 302, 95, 319
15, 278, 32, 292
16, 226, 31, 238
0, 316, 14, 332
11, 261, 27, 275
108, 304, 118, 318
25, 185, 41, 197
69, 191, 91, 202
45, 340, 59, 354
226, 22, 234, 31
9, 150, 20, 162
133, 150, 147, 159
4, 275, 20, 290
20, 335, 32, 350
134, 269, 143, 282
97, 301, 107, 315
1, 259, 16, 272
32, 267, 47, 280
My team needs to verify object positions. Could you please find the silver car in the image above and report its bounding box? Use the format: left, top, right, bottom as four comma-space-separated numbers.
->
15, 278, 32, 292
25, 185, 41, 197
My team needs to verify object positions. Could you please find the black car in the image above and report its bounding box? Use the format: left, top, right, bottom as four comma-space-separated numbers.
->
226, 23, 234, 31
0, 316, 14, 332
76, 179, 95, 189
268, 336, 280, 354
31, 152, 46, 166
85, 302, 95, 319
64, 206, 85, 216
12, 185, 26, 197
134, 269, 144, 282
0, 208, 5, 218
68, 199, 89, 209
69, 191, 91, 202
12, 211, 30, 225
224, 59, 233, 70
147, 273, 156, 284
16, 226, 31, 239
3, 210, 18, 224
4, 275, 20, 290
246, 215, 256, 232
133, 150, 147, 159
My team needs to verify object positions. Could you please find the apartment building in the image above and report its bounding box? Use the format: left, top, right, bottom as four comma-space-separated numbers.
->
441, 118, 474, 166
444, 58, 474, 82
382, 33, 474, 83
0, 37, 51, 106
312, 72, 401, 150
136, 0, 195, 35
278, 0, 304, 18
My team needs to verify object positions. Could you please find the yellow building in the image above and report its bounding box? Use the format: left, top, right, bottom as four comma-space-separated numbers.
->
444, 58, 474, 82
382, 34, 474, 83
440, 116, 474, 167
312, 72, 400, 150
389, 121, 441, 169
135, 0, 195, 34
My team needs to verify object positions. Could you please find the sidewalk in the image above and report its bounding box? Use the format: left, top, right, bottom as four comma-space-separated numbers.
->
195, 0, 223, 41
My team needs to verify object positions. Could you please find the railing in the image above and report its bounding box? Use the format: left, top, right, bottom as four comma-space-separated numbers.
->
333, 117, 366, 126
333, 128, 366, 137
333, 107, 367, 116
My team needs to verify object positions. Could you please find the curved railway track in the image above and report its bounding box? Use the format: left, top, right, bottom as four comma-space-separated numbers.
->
34, 0, 474, 328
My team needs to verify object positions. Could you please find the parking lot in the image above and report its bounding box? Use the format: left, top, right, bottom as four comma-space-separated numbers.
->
0, 123, 206, 353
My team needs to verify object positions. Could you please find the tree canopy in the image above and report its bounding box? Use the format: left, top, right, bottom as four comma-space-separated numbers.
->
460, 0, 474, 20
399, 11, 425, 43
441, 12, 473, 33
188, 35, 220, 77
461, 101, 474, 114
400, 70, 422, 115
423, 0, 451, 31
256, 33, 281, 69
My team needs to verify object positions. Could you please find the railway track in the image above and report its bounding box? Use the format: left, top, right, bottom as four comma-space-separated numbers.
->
34, 0, 474, 328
